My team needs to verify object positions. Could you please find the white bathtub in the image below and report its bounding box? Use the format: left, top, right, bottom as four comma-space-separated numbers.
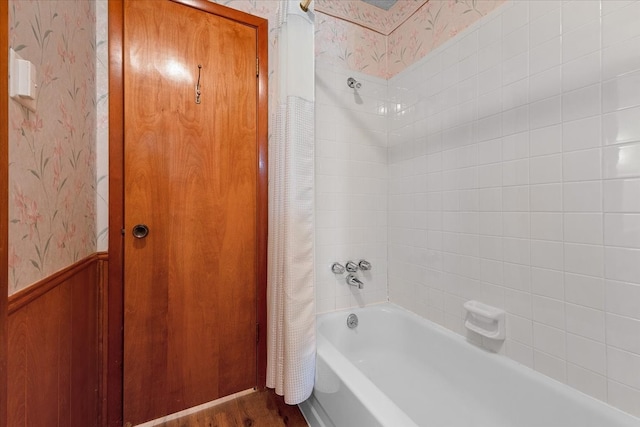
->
299, 303, 640, 427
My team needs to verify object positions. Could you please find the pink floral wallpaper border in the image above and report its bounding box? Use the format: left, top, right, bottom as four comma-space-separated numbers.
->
9, 0, 97, 294
315, 1, 504, 79
216, 1, 504, 80
315, 12, 388, 78
315, 0, 427, 35
387, 0, 505, 76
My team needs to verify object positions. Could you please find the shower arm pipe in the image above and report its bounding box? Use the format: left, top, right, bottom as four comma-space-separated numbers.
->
300, 0, 312, 12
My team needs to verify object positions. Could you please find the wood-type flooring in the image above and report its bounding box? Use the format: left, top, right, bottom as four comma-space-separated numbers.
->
154, 390, 309, 427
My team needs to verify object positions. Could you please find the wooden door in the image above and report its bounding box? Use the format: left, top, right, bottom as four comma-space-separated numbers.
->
122, 1, 265, 424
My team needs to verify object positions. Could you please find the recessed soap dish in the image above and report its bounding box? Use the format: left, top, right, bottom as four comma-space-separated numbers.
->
463, 300, 505, 340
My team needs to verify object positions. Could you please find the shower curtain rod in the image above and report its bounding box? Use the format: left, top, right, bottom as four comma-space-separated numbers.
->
300, 0, 312, 12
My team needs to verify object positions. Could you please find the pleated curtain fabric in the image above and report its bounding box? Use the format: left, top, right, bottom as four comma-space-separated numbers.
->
266, 0, 316, 405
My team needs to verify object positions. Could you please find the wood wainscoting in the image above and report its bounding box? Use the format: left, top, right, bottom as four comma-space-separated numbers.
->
7, 253, 107, 427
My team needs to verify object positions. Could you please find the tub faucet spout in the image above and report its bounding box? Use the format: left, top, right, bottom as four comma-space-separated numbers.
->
346, 274, 364, 289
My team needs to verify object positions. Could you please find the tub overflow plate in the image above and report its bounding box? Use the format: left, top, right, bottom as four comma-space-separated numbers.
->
347, 313, 358, 329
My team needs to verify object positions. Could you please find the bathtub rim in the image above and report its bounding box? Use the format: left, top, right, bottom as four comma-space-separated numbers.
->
310, 302, 640, 427
298, 393, 330, 427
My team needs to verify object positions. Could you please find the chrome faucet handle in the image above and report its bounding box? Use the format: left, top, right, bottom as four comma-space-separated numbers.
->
331, 262, 345, 274
358, 259, 372, 271
345, 261, 359, 272
346, 274, 364, 289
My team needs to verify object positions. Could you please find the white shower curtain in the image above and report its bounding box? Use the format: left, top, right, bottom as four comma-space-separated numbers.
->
266, 0, 316, 405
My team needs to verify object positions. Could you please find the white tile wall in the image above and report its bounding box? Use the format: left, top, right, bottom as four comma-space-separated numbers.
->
315, 64, 388, 313
386, 0, 640, 417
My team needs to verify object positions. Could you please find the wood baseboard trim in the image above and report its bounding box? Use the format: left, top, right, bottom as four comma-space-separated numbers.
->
8, 252, 108, 315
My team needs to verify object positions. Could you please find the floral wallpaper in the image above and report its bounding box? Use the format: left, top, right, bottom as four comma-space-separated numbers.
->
315, 0, 426, 35
315, 12, 388, 78
314, 0, 504, 79
9, 0, 97, 294
215, 0, 505, 82
387, 0, 505, 76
